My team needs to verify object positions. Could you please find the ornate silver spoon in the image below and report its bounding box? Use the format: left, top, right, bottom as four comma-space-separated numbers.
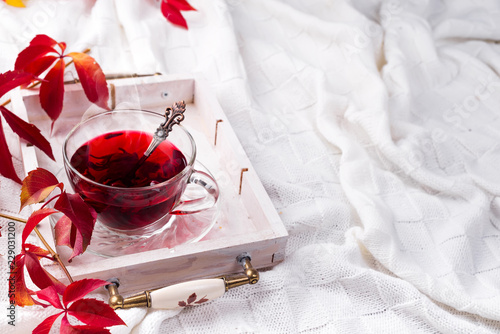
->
138, 101, 186, 166
124, 101, 187, 181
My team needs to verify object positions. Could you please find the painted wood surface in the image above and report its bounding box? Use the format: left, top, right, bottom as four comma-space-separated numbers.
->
15, 74, 288, 295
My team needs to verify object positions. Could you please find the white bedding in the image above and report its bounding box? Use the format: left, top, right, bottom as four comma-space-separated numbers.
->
2, 0, 500, 333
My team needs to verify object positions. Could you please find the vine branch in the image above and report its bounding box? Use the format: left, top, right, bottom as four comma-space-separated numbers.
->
0, 212, 74, 283
0, 48, 91, 108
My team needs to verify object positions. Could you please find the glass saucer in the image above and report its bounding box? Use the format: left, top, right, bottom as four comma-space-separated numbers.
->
86, 201, 218, 257
51, 161, 219, 258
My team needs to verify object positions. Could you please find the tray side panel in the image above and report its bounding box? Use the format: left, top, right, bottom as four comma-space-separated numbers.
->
65, 236, 287, 295
194, 78, 288, 238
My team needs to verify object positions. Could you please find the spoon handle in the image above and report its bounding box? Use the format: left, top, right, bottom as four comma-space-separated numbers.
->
144, 101, 187, 157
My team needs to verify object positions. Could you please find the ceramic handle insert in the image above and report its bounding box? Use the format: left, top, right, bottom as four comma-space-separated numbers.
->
106, 254, 259, 310
150, 278, 226, 309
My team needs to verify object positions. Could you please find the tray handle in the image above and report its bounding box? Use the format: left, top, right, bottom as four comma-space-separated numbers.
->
106, 254, 258, 310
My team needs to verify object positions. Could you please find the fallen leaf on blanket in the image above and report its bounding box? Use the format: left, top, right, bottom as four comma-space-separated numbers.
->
20, 168, 63, 211
167, 0, 195, 11
32, 279, 125, 334
160, 0, 196, 29
3, 0, 25, 8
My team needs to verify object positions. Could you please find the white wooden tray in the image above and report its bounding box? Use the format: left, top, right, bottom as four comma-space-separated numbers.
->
13, 74, 288, 294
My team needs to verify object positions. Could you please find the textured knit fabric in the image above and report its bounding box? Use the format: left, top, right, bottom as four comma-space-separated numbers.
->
1, 0, 500, 333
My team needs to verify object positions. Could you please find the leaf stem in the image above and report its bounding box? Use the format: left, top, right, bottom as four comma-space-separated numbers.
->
0, 212, 74, 283
41, 193, 62, 210
0, 48, 91, 108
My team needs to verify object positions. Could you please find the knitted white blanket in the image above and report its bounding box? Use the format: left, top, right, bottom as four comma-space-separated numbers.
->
1, 0, 500, 333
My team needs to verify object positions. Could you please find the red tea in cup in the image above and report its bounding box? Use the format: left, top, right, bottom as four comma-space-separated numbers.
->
69, 130, 187, 230
63, 110, 219, 234
71, 130, 186, 188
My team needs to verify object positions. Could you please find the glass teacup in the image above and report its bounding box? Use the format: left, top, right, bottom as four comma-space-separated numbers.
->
62, 109, 219, 235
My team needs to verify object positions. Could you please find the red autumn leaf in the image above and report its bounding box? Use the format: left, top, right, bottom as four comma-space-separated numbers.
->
0, 106, 54, 161
9, 254, 39, 307
23, 55, 59, 81
178, 301, 187, 307
36, 286, 64, 309
0, 117, 22, 184
187, 292, 197, 304
25, 251, 66, 294
9, 244, 55, 307
40, 57, 65, 123
15, 45, 58, 73
14, 35, 67, 123
3, 0, 26, 8
69, 227, 84, 261
167, 0, 196, 11
12, 35, 109, 125
32, 312, 64, 334
15, 35, 60, 73
54, 192, 97, 260
161, 2, 188, 29
25, 243, 51, 257
29, 34, 65, 53
61, 314, 112, 334
63, 279, 109, 307
20, 168, 63, 211
54, 215, 72, 247
0, 70, 34, 98
0, 70, 49, 184
58, 41, 67, 54
33, 281, 123, 334
66, 52, 109, 110
67, 299, 126, 327
22, 244, 66, 297
28, 34, 59, 47
21, 207, 57, 246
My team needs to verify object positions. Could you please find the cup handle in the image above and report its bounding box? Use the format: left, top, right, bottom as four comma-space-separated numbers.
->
170, 170, 220, 215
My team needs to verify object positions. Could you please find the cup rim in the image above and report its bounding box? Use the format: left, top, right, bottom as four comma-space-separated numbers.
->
62, 109, 197, 192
